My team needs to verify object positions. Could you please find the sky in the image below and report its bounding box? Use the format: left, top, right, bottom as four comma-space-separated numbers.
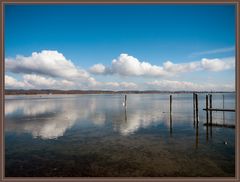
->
4, 4, 236, 91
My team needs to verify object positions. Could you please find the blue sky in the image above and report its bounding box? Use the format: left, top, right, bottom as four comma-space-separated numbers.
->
4, 4, 236, 91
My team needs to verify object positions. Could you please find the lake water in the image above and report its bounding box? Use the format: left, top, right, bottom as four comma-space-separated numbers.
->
5, 93, 235, 177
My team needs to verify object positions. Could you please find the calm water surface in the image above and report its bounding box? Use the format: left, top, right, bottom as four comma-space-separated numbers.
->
5, 93, 235, 177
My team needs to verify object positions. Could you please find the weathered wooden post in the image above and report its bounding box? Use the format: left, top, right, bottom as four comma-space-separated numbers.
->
195, 94, 199, 123
209, 94, 212, 108
206, 95, 209, 110
169, 95, 173, 136
170, 95, 172, 113
209, 94, 212, 123
193, 93, 196, 126
206, 94, 209, 123
223, 94, 225, 124
125, 95, 127, 107
206, 95, 209, 142
209, 94, 213, 138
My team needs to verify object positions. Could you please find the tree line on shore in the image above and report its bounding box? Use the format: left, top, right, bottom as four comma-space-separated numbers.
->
5, 89, 235, 95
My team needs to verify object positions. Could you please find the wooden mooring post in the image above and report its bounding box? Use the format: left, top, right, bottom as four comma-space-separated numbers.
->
206, 95, 209, 110
193, 93, 196, 126
193, 93, 199, 126
195, 93, 199, 123
209, 94, 212, 107
169, 95, 173, 136
125, 95, 127, 107
209, 94, 213, 138
170, 95, 172, 113
209, 94, 212, 123
223, 94, 225, 124
206, 95, 209, 142
206, 94, 209, 124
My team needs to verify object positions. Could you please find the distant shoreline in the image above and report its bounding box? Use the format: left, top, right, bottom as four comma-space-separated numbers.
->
4, 89, 236, 95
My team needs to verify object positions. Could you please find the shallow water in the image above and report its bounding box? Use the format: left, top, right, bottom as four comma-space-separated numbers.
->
5, 93, 235, 177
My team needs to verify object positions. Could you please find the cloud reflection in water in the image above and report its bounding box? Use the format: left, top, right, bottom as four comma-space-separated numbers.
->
5, 95, 193, 139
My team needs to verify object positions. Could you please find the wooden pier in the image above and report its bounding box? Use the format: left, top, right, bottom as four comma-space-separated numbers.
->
203, 94, 235, 112
203, 94, 235, 131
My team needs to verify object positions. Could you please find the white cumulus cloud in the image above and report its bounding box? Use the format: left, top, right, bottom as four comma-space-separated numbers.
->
5, 74, 138, 91
23, 74, 57, 88
5, 51, 235, 91
111, 54, 167, 76
6, 50, 90, 81
89, 63, 112, 75
5, 74, 76, 90
89, 54, 235, 77
201, 57, 235, 71
163, 61, 200, 73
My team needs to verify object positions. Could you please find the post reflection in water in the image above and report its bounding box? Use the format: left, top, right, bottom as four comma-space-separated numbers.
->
206, 111, 209, 143
169, 112, 172, 137
193, 113, 196, 128
223, 111, 225, 124
210, 111, 213, 138
195, 122, 199, 149
205, 111, 213, 142
124, 106, 127, 123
